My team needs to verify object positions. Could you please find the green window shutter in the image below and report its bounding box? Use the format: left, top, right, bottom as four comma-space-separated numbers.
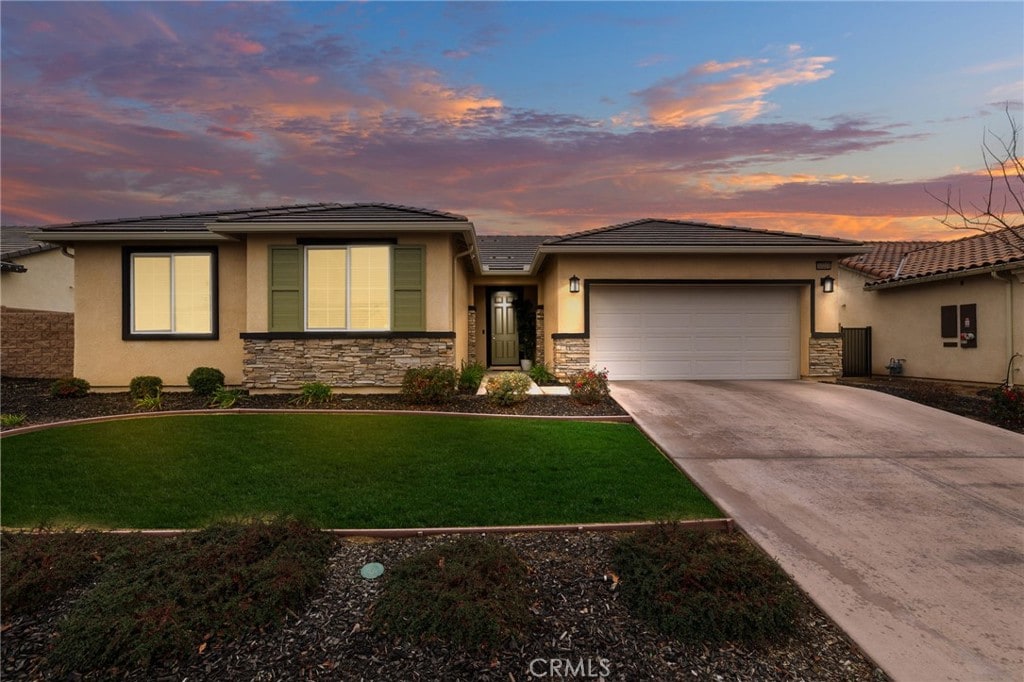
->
392, 246, 425, 331
269, 246, 302, 331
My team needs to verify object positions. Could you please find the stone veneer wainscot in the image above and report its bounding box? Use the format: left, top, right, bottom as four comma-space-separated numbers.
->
808, 335, 843, 378
552, 335, 590, 381
241, 334, 455, 390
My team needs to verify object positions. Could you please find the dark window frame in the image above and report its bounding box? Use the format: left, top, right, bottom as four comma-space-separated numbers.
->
121, 246, 220, 341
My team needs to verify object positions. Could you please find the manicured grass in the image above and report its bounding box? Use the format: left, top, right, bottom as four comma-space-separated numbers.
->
0, 414, 719, 528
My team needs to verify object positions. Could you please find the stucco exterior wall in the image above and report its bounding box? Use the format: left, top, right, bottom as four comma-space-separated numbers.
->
0, 249, 75, 312
838, 268, 1024, 384
73, 241, 247, 388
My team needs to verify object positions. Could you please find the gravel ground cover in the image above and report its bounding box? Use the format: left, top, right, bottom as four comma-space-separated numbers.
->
1, 531, 887, 681
0, 378, 626, 431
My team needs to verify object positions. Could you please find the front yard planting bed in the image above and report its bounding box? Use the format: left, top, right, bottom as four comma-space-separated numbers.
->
1, 522, 886, 681
1, 414, 718, 529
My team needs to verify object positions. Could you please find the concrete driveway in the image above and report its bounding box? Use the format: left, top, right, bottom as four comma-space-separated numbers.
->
611, 380, 1024, 682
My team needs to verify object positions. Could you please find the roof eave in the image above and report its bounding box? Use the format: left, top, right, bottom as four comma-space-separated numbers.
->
864, 260, 1024, 289
30, 231, 235, 243
537, 244, 869, 255
208, 220, 473, 234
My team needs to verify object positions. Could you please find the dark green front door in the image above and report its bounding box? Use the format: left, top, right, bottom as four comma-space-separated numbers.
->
491, 291, 519, 365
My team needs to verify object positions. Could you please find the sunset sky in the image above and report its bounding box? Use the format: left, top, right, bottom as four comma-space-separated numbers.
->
2, 1, 1022, 239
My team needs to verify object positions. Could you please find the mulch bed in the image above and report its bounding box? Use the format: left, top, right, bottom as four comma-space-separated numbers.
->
0, 378, 627, 431
1, 531, 887, 681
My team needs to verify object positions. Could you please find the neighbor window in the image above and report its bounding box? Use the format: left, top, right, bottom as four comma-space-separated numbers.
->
124, 249, 217, 338
304, 246, 391, 330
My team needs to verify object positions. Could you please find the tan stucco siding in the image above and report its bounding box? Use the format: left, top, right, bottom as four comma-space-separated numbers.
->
420, 234, 452, 332
1, 249, 75, 312
73, 242, 247, 388
838, 268, 1024, 384
452, 240, 472, 366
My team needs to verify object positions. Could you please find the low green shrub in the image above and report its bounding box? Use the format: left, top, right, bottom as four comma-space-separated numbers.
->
134, 391, 163, 411
208, 386, 241, 409
1, 413, 27, 427
613, 524, 801, 643
458, 361, 486, 392
372, 537, 532, 650
1, 531, 124, 618
128, 375, 164, 400
568, 367, 609, 405
401, 365, 458, 404
293, 382, 332, 406
186, 367, 225, 397
50, 377, 91, 399
50, 519, 333, 674
990, 385, 1024, 429
527, 363, 558, 385
485, 372, 532, 406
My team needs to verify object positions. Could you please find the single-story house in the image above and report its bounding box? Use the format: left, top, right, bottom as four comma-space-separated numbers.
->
1, 226, 76, 378
32, 202, 867, 390
839, 228, 1024, 384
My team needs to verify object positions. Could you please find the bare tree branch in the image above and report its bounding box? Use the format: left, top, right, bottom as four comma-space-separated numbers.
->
926, 104, 1024, 251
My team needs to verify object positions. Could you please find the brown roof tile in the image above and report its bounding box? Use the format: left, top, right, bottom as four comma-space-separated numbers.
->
839, 240, 942, 279
545, 218, 863, 248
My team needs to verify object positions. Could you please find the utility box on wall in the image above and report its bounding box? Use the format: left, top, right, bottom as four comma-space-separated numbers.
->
959, 303, 977, 349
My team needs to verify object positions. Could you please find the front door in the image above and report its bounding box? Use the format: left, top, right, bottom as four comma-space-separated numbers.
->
490, 290, 519, 365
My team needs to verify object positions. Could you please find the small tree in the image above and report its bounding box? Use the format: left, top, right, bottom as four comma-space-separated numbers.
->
926, 105, 1024, 246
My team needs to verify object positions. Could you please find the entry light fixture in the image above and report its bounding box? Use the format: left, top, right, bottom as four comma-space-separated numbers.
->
569, 274, 581, 294
820, 275, 835, 294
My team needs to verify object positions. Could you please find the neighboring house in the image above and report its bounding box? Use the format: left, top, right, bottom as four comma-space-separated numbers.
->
33, 202, 866, 390
1, 226, 76, 378
839, 228, 1024, 384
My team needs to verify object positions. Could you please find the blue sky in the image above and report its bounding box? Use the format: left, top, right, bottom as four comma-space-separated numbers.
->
2, 1, 1021, 238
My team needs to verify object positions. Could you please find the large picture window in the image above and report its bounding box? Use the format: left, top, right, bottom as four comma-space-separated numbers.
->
123, 248, 217, 339
304, 246, 391, 331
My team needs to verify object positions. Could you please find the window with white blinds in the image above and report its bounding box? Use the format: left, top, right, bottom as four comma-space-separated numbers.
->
304, 246, 391, 331
131, 252, 213, 334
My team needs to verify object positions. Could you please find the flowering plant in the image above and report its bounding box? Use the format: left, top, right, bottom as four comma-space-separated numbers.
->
569, 367, 609, 405
990, 385, 1024, 429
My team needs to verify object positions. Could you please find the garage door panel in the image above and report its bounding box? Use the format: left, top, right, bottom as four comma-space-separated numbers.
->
590, 285, 799, 380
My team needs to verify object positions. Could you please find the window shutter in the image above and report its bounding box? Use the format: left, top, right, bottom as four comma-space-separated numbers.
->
940, 305, 957, 338
269, 246, 302, 331
392, 246, 425, 331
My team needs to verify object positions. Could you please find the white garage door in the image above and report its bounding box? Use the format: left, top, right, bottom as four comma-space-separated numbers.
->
590, 285, 799, 380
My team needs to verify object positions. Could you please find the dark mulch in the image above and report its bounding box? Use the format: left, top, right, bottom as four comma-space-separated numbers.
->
837, 376, 1021, 433
0, 378, 626, 431
1, 531, 887, 681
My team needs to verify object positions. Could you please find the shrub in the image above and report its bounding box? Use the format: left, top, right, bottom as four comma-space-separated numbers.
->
458, 361, 486, 392
208, 386, 241, 409
527, 363, 558, 385
485, 372, 532, 406
613, 524, 801, 643
128, 375, 163, 400
134, 391, 163, 411
50, 519, 333, 674
990, 385, 1024, 429
50, 377, 91, 399
1, 413, 27, 427
372, 537, 532, 650
186, 367, 225, 397
401, 365, 458, 404
293, 381, 332, 406
568, 367, 609, 405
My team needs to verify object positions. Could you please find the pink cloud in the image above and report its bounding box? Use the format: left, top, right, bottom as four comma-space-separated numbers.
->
215, 29, 265, 55
206, 126, 258, 141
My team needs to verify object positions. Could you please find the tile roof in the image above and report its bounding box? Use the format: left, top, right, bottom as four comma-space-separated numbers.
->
35, 202, 467, 234
843, 228, 1024, 287
476, 235, 552, 272
839, 240, 942, 279
1, 225, 60, 260
544, 218, 863, 248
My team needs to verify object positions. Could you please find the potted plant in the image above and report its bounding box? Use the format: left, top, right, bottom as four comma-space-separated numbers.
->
515, 299, 536, 371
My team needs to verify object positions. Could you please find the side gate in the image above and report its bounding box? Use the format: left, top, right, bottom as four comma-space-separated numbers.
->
841, 326, 872, 377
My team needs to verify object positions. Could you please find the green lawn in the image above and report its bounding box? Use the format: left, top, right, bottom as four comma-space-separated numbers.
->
0, 414, 719, 528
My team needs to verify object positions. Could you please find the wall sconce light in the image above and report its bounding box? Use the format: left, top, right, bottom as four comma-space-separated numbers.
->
569, 274, 580, 293
820, 275, 835, 294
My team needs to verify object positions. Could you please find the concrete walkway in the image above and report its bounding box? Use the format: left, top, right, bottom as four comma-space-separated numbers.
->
611, 380, 1024, 682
